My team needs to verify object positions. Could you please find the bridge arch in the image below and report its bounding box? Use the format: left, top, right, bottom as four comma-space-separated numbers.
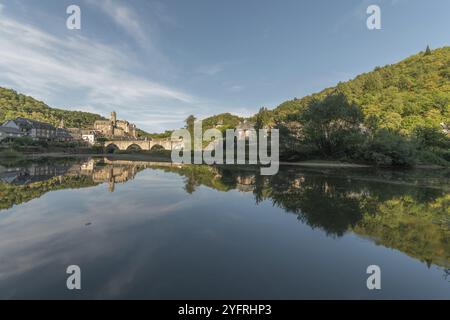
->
105, 143, 120, 153
151, 144, 165, 151
127, 144, 143, 152
104, 138, 182, 151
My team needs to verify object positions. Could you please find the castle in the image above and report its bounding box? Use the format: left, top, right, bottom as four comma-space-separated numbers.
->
94, 112, 137, 138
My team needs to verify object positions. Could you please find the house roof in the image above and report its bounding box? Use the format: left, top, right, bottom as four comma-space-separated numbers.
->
13, 118, 56, 130
236, 121, 255, 130
0, 126, 23, 135
56, 128, 73, 138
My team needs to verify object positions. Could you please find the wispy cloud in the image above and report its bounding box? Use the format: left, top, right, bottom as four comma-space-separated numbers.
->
196, 64, 225, 76
227, 85, 245, 93
84, 0, 150, 48
0, 4, 195, 130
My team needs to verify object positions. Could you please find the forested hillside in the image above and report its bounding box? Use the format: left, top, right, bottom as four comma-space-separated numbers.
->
271, 46, 450, 133
255, 46, 450, 165
0, 87, 106, 128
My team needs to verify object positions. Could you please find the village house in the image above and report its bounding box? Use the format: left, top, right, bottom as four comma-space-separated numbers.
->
0, 126, 24, 142
64, 128, 83, 141
0, 117, 77, 142
2, 118, 58, 141
81, 130, 97, 145
235, 120, 256, 140
56, 128, 74, 142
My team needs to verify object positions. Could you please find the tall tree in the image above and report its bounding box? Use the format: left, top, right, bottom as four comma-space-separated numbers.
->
301, 92, 364, 156
255, 107, 271, 130
185, 115, 197, 131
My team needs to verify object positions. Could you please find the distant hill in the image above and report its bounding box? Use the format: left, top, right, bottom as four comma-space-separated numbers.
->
200, 113, 243, 132
0, 87, 107, 129
270, 46, 450, 134
0, 87, 159, 137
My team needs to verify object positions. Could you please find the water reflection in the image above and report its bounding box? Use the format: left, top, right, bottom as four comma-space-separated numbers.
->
0, 158, 182, 210
0, 157, 449, 298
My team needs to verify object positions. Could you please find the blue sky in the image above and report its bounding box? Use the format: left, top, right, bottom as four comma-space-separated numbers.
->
0, 0, 449, 132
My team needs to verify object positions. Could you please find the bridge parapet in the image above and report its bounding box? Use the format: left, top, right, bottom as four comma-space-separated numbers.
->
104, 138, 183, 151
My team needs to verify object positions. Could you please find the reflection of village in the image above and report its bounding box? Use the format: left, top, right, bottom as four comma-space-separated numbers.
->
0, 158, 183, 192
0, 157, 264, 194
80, 159, 140, 192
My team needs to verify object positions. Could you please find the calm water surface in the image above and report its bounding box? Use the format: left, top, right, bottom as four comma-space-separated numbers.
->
0, 158, 449, 299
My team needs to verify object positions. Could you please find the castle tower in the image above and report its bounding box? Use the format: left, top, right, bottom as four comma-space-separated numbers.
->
111, 111, 117, 125
130, 124, 137, 138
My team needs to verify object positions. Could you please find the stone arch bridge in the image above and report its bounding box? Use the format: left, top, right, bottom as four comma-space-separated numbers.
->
104, 138, 183, 152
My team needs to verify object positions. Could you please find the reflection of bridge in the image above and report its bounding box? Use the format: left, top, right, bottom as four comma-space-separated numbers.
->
104, 138, 183, 152
101, 158, 183, 168
79, 158, 185, 192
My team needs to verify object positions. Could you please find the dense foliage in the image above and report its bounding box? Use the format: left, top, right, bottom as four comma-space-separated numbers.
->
0, 175, 98, 210
0, 87, 107, 128
273, 46, 450, 165
272, 46, 450, 132
136, 129, 173, 139
199, 113, 243, 133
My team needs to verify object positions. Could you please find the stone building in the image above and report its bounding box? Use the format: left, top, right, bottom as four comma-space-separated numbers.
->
81, 130, 97, 145
2, 118, 57, 141
0, 126, 24, 141
94, 111, 137, 139
56, 128, 74, 142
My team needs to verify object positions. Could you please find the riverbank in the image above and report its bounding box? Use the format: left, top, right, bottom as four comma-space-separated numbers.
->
4, 151, 445, 169
19, 152, 369, 167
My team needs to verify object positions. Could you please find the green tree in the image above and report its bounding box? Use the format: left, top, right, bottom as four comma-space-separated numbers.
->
255, 107, 271, 130
185, 115, 196, 131
414, 126, 450, 149
363, 129, 416, 166
301, 93, 364, 157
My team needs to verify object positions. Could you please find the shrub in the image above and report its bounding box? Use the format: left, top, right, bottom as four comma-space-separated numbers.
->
413, 126, 450, 149
417, 150, 450, 166
363, 129, 416, 166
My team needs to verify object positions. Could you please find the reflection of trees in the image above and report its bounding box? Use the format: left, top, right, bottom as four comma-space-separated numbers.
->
157, 165, 233, 194
0, 158, 144, 210
264, 174, 366, 236
444, 269, 450, 282
173, 166, 449, 268
0, 175, 98, 211
184, 175, 197, 194
353, 194, 450, 268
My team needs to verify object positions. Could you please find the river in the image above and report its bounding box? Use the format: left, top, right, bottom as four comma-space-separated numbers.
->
0, 157, 448, 299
